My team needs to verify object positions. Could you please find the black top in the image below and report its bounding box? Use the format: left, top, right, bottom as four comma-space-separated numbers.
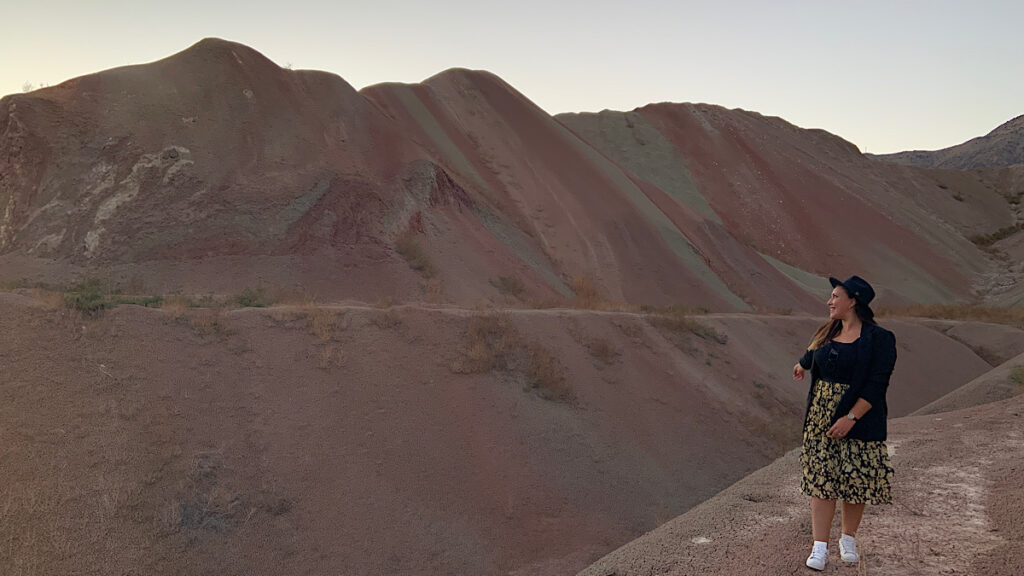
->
797, 324, 897, 441
812, 340, 859, 383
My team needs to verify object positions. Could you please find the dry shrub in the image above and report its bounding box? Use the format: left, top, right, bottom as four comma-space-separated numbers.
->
491, 275, 525, 298
754, 305, 793, 315
295, 301, 334, 341
570, 276, 601, 309
967, 223, 1023, 247
586, 338, 619, 364
525, 342, 572, 402
566, 276, 639, 311
371, 310, 403, 330
640, 304, 710, 315
451, 314, 518, 373
877, 305, 1024, 328
161, 295, 192, 318
568, 322, 620, 365
234, 287, 270, 308
423, 278, 446, 304
451, 315, 574, 403
374, 296, 394, 309
647, 311, 728, 350
395, 230, 436, 278
187, 309, 231, 338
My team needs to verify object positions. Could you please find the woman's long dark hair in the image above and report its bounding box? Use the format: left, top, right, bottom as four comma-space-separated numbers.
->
807, 291, 877, 350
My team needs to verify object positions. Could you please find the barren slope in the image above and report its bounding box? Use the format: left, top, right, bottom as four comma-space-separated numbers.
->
558, 106, 1015, 306
0, 293, 1005, 575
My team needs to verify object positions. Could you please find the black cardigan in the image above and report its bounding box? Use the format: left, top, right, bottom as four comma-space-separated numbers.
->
798, 323, 897, 441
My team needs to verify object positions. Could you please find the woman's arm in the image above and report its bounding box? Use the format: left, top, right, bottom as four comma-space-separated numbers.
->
827, 398, 872, 438
798, 348, 813, 370
794, 348, 813, 380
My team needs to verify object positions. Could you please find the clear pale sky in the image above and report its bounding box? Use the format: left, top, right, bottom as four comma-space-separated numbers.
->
2, 0, 1022, 154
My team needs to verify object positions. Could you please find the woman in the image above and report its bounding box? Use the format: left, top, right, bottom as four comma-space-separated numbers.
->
792, 275, 897, 571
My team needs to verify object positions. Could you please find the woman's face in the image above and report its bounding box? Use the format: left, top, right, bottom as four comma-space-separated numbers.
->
828, 286, 856, 320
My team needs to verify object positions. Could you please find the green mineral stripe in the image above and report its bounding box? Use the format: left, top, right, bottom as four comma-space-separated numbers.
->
556, 125, 749, 310
273, 178, 332, 236
559, 111, 720, 223
391, 86, 489, 192
758, 252, 831, 297
474, 207, 573, 298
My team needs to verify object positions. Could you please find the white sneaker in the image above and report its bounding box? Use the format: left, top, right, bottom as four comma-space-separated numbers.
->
839, 533, 859, 563
806, 542, 828, 571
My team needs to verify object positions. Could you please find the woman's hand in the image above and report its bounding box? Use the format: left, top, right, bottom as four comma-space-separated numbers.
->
827, 417, 856, 439
793, 363, 805, 380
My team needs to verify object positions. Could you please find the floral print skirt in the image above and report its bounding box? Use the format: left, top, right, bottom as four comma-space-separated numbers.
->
801, 379, 893, 504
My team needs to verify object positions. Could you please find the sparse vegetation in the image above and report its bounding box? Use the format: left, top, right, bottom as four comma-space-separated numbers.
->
63, 279, 110, 315
423, 278, 445, 303
186, 309, 232, 338
968, 223, 1023, 247
451, 314, 572, 403
396, 230, 436, 278
114, 295, 164, 308
66, 279, 165, 312
647, 311, 728, 346
452, 315, 518, 373
877, 305, 1024, 328
491, 275, 525, 298
1010, 366, 1024, 387
585, 337, 619, 365
166, 452, 291, 537
234, 287, 270, 308
371, 310, 403, 330
563, 276, 640, 311
308, 307, 335, 341
640, 304, 711, 315
570, 276, 601, 309
524, 342, 572, 402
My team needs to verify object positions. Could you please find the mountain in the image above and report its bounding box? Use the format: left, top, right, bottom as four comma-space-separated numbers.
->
869, 114, 1024, 169
1, 38, 1018, 309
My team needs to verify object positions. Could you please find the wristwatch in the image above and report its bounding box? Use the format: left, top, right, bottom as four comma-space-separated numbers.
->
846, 412, 858, 421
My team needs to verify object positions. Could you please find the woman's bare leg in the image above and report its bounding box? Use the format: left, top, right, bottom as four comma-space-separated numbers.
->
841, 501, 866, 536
811, 497, 837, 542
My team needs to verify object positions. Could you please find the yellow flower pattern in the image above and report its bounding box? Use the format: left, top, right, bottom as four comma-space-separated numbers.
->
801, 379, 893, 504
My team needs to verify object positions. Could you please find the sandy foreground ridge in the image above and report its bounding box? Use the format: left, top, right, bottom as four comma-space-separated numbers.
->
579, 359, 1024, 576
